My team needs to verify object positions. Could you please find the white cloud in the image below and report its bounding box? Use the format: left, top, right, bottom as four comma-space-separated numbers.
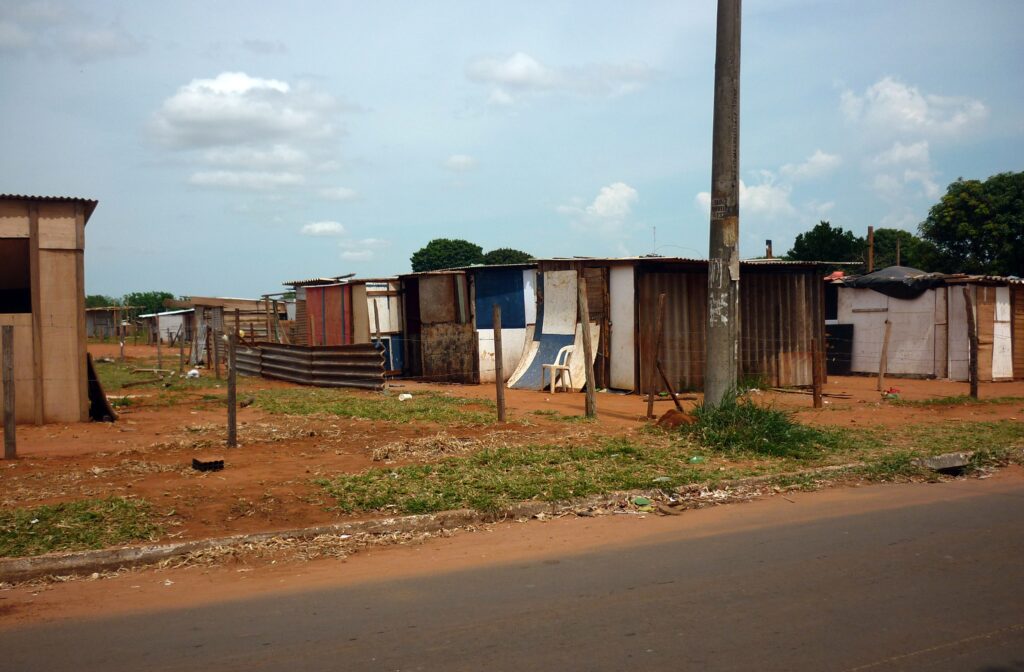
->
151, 72, 340, 149
202, 144, 308, 168
444, 154, 478, 172
0, 5, 143, 61
338, 237, 389, 261
841, 76, 987, 139
300, 221, 346, 236
871, 140, 930, 167
467, 52, 653, 105
695, 176, 795, 219
189, 170, 304, 190
780, 150, 841, 181
61, 24, 143, 62
319, 186, 359, 201
559, 182, 639, 238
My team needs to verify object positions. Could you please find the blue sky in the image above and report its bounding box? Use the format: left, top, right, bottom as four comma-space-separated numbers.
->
1, 0, 1021, 297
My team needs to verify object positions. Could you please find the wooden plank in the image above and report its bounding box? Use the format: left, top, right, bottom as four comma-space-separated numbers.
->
578, 276, 596, 418
965, 287, 979, 398
3, 325, 14, 458
975, 285, 996, 382
74, 203, 88, 421
28, 203, 43, 424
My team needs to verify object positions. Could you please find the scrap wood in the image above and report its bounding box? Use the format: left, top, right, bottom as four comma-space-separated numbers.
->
768, 387, 851, 399
122, 377, 163, 388
131, 368, 175, 375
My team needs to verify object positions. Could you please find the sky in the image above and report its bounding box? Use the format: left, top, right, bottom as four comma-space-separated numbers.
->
1, 0, 1022, 298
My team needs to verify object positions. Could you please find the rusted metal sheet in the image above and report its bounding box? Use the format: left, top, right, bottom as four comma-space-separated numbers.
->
418, 274, 461, 324
637, 265, 823, 391
242, 342, 385, 390
1014, 287, 1024, 380
421, 323, 477, 384
305, 285, 354, 346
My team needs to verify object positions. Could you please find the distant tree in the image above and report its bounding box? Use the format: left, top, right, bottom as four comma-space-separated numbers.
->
918, 172, 1024, 276
870, 228, 939, 270
482, 247, 533, 265
785, 221, 865, 269
410, 238, 484, 272
85, 294, 120, 308
122, 291, 175, 314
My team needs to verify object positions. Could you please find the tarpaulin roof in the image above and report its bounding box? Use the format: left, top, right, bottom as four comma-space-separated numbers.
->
839, 266, 948, 300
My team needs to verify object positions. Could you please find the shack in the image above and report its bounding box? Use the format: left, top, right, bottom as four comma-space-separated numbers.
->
835, 267, 1023, 381
138, 308, 194, 345
398, 258, 824, 393
0, 194, 95, 424
85, 305, 138, 340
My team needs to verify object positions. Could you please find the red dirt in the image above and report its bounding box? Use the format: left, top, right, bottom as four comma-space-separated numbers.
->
3, 465, 1022, 628
1, 343, 1021, 548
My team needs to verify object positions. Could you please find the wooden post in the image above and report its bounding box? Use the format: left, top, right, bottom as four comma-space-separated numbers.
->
234, 308, 241, 339
646, 293, 667, 419
213, 329, 221, 380
876, 319, 891, 391
656, 361, 684, 412
867, 226, 875, 273
3, 326, 15, 459
493, 304, 506, 422
578, 276, 597, 418
227, 332, 237, 447
156, 326, 163, 370
964, 287, 979, 399
178, 326, 185, 372
271, 299, 281, 343
373, 300, 382, 345
118, 313, 125, 363
811, 337, 823, 408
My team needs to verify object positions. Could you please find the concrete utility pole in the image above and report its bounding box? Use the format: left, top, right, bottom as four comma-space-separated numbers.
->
705, 0, 742, 407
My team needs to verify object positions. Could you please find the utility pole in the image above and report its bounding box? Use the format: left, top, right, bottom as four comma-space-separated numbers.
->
705, 0, 742, 407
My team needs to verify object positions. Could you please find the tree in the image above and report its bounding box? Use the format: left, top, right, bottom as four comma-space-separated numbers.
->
870, 228, 938, 270
785, 221, 865, 268
122, 291, 175, 315
482, 247, 532, 265
918, 172, 1024, 276
410, 239, 484, 272
85, 294, 120, 308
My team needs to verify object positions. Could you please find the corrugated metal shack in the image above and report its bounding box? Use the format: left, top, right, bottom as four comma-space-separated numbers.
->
397, 258, 823, 393
834, 270, 1023, 381
172, 296, 282, 365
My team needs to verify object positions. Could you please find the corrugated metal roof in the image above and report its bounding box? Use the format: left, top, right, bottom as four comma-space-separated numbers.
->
282, 273, 356, 287
138, 308, 194, 318
0, 194, 98, 222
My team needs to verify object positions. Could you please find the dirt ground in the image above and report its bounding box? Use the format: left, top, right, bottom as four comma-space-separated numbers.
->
2, 343, 1021, 545
3, 465, 1022, 628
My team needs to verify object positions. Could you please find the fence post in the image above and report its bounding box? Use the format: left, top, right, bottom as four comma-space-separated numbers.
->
876, 319, 891, 392
156, 327, 163, 370
178, 326, 184, 372
811, 337, 823, 409
964, 287, 979, 399
578, 276, 597, 418
646, 293, 667, 419
227, 333, 237, 447
213, 329, 221, 380
3, 326, 15, 459
493, 304, 506, 422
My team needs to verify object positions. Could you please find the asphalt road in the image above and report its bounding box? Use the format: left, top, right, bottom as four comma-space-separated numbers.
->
4, 480, 1024, 671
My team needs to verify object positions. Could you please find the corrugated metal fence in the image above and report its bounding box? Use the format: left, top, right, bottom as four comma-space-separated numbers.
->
235, 342, 386, 390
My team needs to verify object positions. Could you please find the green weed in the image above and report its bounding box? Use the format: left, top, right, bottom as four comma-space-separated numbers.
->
254, 388, 495, 425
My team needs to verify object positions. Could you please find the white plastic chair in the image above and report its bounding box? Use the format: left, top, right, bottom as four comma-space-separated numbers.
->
541, 345, 574, 393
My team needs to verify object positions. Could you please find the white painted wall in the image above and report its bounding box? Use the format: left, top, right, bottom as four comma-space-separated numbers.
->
838, 288, 936, 376
609, 264, 636, 390
543, 270, 578, 335
477, 328, 528, 383
994, 286, 1013, 380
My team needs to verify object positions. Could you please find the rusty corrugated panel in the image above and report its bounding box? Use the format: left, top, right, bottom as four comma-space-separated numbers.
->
638, 270, 707, 393
254, 342, 384, 390
421, 323, 477, 384
1013, 287, 1024, 379
419, 274, 459, 324
294, 300, 309, 345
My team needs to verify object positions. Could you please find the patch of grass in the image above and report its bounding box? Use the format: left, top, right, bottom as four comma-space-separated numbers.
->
888, 421, 1024, 454
892, 395, 1024, 408
0, 497, 161, 558
530, 409, 594, 423
254, 388, 496, 425
685, 392, 838, 459
318, 437, 729, 514
859, 451, 927, 482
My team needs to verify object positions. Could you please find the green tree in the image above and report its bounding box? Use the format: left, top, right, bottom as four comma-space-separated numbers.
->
870, 228, 938, 270
122, 291, 175, 314
482, 247, 533, 265
410, 238, 484, 272
785, 221, 865, 268
85, 294, 120, 308
918, 172, 1024, 276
